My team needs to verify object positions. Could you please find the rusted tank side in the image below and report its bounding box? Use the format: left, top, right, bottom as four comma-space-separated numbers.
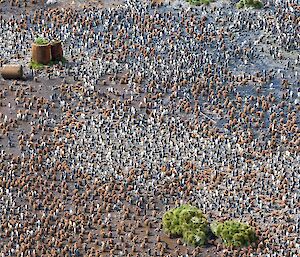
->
51, 41, 63, 61
32, 43, 51, 65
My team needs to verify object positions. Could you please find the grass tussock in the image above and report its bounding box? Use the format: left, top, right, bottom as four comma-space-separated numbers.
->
29, 60, 44, 70
187, 0, 212, 6
162, 205, 210, 246
29, 57, 68, 70
236, 0, 263, 9
35, 37, 50, 45
163, 205, 259, 249
210, 220, 258, 247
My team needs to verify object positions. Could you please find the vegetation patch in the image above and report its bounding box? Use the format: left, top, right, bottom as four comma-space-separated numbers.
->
186, 0, 212, 5
29, 60, 44, 70
162, 205, 210, 246
29, 57, 68, 70
163, 205, 259, 250
210, 220, 258, 247
35, 37, 49, 45
49, 56, 68, 66
236, 0, 263, 9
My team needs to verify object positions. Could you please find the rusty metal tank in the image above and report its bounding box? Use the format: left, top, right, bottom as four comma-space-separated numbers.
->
51, 40, 63, 62
0, 64, 23, 80
32, 43, 51, 65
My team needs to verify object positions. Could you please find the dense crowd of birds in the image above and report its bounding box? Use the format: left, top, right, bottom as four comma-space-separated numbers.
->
0, 0, 299, 256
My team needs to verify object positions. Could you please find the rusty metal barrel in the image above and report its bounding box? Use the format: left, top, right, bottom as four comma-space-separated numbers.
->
0, 65, 23, 80
51, 41, 63, 62
32, 43, 51, 65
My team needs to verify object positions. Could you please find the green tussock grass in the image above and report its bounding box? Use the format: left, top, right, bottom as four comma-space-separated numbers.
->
162, 205, 259, 249
162, 205, 210, 246
29, 60, 44, 70
187, 0, 212, 5
210, 220, 258, 247
49, 56, 68, 65
35, 37, 49, 45
29, 57, 68, 70
236, 0, 263, 9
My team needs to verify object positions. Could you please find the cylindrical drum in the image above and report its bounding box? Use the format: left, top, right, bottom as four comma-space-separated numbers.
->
32, 43, 51, 65
0, 65, 23, 79
51, 41, 63, 61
